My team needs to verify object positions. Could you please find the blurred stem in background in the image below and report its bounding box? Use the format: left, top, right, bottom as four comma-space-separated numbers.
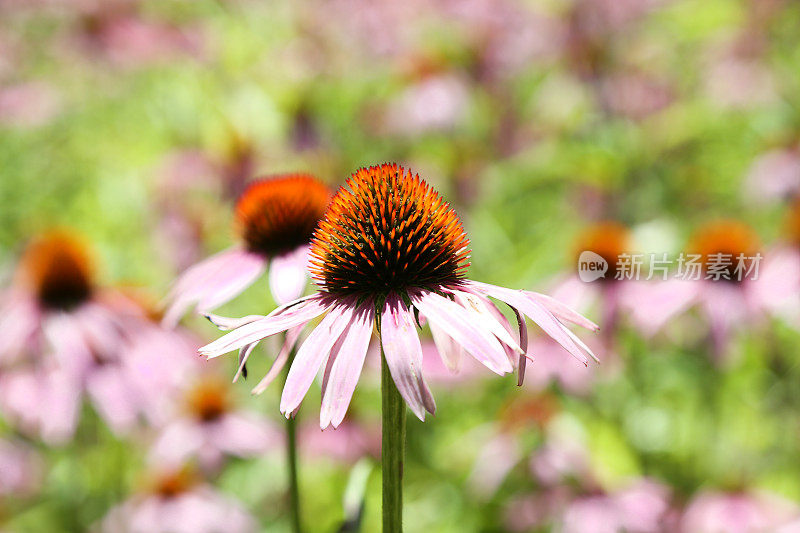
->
381, 344, 406, 533
283, 343, 302, 533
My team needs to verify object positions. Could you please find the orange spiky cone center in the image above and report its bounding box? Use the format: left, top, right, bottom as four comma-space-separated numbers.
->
186, 377, 231, 423
309, 163, 470, 296
20, 232, 95, 311
235, 174, 331, 258
574, 222, 632, 281
149, 467, 199, 499
690, 220, 761, 282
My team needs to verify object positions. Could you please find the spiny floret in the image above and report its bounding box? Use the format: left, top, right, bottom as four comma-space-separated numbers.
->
21, 231, 94, 311
309, 163, 470, 295
236, 174, 332, 257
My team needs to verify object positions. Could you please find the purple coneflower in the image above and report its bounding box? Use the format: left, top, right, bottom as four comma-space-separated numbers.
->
200, 163, 597, 530
150, 372, 279, 472
200, 163, 598, 427
0, 231, 170, 441
163, 174, 332, 326
100, 465, 257, 533
627, 220, 766, 360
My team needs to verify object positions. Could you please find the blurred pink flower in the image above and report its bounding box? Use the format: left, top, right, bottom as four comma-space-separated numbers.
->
149, 373, 280, 471
386, 74, 470, 136
73, 5, 206, 68
681, 490, 799, 533
743, 148, 800, 204
100, 466, 257, 533
0, 231, 177, 441
625, 221, 766, 360
558, 479, 672, 533
0, 439, 43, 497
598, 71, 674, 120
0, 82, 61, 128
201, 164, 598, 428
299, 418, 380, 465
163, 175, 332, 327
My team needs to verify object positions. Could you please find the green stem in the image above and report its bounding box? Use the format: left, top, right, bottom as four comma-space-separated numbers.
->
381, 347, 406, 533
283, 345, 302, 533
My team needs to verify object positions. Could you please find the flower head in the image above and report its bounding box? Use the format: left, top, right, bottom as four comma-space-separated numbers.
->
309, 163, 469, 295
690, 220, 761, 281
201, 163, 598, 428
574, 221, 631, 282
237, 175, 332, 258
19, 231, 95, 311
150, 372, 278, 470
163, 174, 332, 326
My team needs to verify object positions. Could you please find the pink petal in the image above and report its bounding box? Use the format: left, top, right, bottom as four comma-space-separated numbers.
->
512, 307, 528, 386
411, 290, 513, 375
472, 282, 596, 366
162, 248, 265, 327
205, 313, 265, 331
523, 290, 599, 331
232, 341, 257, 383
279, 302, 354, 417
199, 295, 330, 359
251, 325, 303, 395
429, 321, 463, 372
452, 289, 523, 354
320, 303, 375, 429
380, 294, 436, 421
268, 246, 310, 305
0, 291, 40, 364
86, 365, 141, 436
212, 413, 280, 457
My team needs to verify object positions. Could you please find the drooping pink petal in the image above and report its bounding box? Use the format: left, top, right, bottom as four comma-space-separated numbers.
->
411, 290, 513, 375
279, 303, 354, 417
429, 321, 463, 372
524, 290, 599, 331
452, 289, 523, 354
380, 293, 436, 421
199, 295, 330, 359
621, 278, 698, 337
43, 312, 94, 378
269, 246, 310, 305
162, 247, 265, 327
512, 307, 528, 386
320, 303, 375, 429
233, 342, 258, 383
86, 365, 142, 436
472, 282, 596, 366
205, 313, 265, 331
0, 291, 40, 364
149, 419, 205, 468
211, 413, 280, 457
251, 325, 303, 395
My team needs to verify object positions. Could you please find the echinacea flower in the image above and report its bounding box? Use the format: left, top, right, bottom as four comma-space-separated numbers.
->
150, 373, 279, 471
626, 220, 765, 360
200, 163, 597, 429
100, 465, 257, 533
163, 174, 332, 327
551, 221, 636, 336
0, 231, 169, 441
